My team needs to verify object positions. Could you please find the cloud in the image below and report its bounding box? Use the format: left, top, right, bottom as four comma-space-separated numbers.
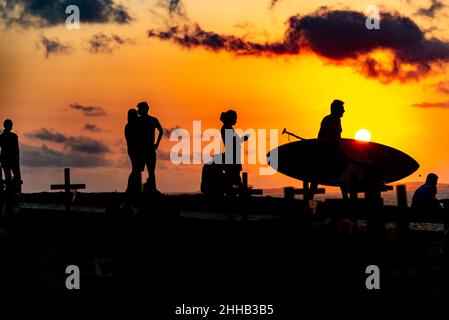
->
158, 0, 184, 16
86, 33, 135, 53
416, 0, 445, 18
25, 128, 67, 143
0, 0, 132, 28
70, 103, 107, 116
163, 125, 181, 138
412, 101, 449, 108
148, 9, 449, 82
39, 35, 71, 58
83, 123, 102, 132
21, 144, 112, 168
435, 81, 449, 94
269, 0, 281, 9
68, 136, 110, 154
25, 128, 110, 154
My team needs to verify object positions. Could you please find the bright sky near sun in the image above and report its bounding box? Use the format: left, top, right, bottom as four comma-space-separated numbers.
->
1, 0, 449, 193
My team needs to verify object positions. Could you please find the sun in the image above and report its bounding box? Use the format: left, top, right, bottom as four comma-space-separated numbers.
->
355, 129, 371, 142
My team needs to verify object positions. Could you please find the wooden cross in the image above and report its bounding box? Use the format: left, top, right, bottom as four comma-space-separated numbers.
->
241, 172, 263, 197
50, 168, 86, 211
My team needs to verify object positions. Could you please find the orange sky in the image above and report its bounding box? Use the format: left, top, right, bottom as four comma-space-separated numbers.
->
1, 0, 449, 193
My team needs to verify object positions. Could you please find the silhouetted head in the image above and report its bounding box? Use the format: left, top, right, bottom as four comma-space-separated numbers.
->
220, 110, 237, 126
137, 101, 150, 116
426, 173, 438, 186
330, 99, 345, 118
3, 119, 13, 132
127, 109, 138, 123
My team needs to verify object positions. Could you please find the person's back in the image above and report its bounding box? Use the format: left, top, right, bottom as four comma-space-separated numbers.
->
125, 109, 140, 156
138, 114, 161, 153
317, 99, 345, 139
0, 130, 19, 167
0, 119, 21, 193
318, 114, 342, 139
412, 173, 440, 209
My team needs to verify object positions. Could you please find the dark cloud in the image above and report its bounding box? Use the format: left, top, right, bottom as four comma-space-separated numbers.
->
163, 125, 181, 138
416, 0, 445, 18
86, 33, 135, 53
0, 0, 132, 28
70, 103, 107, 116
435, 81, 449, 94
83, 123, 102, 132
39, 35, 71, 58
69, 136, 110, 154
25, 128, 110, 154
269, 0, 281, 9
412, 101, 449, 108
159, 0, 184, 16
148, 9, 449, 82
21, 144, 112, 168
25, 128, 67, 143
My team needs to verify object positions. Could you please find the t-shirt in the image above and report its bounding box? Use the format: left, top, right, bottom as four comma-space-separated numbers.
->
0, 131, 19, 166
411, 184, 440, 209
138, 114, 161, 153
318, 114, 342, 139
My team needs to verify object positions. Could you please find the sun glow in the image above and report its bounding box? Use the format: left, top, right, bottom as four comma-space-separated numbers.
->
355, 129, 372, 142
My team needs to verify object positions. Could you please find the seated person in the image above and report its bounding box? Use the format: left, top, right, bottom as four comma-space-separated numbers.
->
412, 173, 441, 209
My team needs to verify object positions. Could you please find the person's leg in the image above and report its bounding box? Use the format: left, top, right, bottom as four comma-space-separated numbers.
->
127, 156, 142, 194
146, 153, 157, 192
11, 163, 21, 193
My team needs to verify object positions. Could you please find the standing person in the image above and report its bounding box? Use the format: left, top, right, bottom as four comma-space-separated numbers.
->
412, 173, 441, 209
0, 119, 21, 193
310, 99, 346, 200
137, 101, 163, 192
125, 109, 143, 194
220, 110, 249, 191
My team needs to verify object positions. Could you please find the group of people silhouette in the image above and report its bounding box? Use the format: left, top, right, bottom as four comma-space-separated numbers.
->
0, 98, 443, 210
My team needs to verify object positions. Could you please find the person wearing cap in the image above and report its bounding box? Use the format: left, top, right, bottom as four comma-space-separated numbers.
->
412, 173, 441, 209
0, 119, 21, 193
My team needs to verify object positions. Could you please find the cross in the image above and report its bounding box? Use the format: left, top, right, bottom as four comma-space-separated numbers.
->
50, 168, 86, 211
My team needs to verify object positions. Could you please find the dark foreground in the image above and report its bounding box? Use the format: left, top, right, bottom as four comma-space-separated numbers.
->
0, 193, 448, 315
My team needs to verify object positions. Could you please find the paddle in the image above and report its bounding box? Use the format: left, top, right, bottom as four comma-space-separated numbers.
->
282, 128, 306, 141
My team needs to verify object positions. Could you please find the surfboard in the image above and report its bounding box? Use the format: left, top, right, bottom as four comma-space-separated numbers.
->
267, 138, 419, 187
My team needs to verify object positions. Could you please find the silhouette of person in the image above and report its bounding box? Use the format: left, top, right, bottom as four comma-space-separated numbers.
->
412, 173, 441, 209
310, 100, 346, 200
0, 119, 21, 193
137, 101, 163, 192
220, 110, 249, 191
125, 109, 143, 194
318, 99, 345, 139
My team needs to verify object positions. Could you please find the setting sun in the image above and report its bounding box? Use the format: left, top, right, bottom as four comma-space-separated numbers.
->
355, 129, 372, 142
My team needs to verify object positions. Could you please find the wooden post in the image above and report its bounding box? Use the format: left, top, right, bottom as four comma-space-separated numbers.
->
396, 184, 407, 208
303, 180, 310, 205
242, 172, 248, 194
350, 173, 358, 201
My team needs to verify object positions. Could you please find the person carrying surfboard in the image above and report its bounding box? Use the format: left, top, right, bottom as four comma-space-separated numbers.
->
310, 99, 346, 200
318, 99, 345, 139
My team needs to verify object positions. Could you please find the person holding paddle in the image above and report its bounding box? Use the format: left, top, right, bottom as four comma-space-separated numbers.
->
310, 99, 347, 199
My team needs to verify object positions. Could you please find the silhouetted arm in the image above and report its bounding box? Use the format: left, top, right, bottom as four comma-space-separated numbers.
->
155, 120, 163, 150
